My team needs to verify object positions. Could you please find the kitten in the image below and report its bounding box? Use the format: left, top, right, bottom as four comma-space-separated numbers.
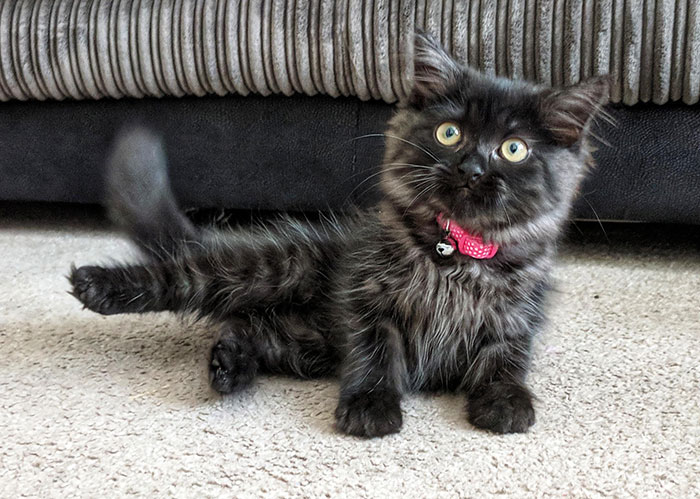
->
70, 33, 608, 438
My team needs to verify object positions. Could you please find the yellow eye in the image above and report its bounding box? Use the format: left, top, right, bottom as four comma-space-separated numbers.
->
435, 122, 461, 146
499, 138, 529, 163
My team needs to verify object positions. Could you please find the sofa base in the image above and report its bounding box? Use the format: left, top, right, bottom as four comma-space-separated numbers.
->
1, 95, 698, 224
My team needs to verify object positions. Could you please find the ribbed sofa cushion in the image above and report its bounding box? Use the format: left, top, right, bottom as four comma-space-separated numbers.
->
1, 0, 698, 105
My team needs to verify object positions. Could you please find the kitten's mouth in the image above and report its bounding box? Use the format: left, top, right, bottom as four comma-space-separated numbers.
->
451, 180, 478, 194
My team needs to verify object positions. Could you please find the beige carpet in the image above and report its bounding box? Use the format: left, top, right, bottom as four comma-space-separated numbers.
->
1, 204, 699, 498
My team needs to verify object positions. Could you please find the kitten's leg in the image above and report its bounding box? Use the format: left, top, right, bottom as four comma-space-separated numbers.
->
70, 220, 332, 318
464, 334, 536, 434
252, 312, 339, 379
70, 264, 174, 316
210, 313, 338, 393
335, 319, 406, 438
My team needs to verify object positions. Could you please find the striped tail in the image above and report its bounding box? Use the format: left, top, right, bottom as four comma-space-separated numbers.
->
105, 127, 198, 261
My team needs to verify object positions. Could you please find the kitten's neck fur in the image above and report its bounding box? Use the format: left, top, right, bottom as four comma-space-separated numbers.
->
377, 200, 444, 259
376, 197, 562, 266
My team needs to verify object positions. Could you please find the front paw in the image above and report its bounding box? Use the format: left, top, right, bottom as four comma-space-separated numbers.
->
69, 265, 123, 315
467, 382, 535, 434
335, 390, 402, 438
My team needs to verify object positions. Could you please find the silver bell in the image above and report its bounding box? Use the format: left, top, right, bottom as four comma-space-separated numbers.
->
436, 240, 455, 257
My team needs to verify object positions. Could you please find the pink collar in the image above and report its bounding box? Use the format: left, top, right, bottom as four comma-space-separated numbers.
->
437, 213, 499, 259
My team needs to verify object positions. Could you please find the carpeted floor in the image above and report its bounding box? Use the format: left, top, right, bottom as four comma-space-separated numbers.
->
1, 203, 699, 498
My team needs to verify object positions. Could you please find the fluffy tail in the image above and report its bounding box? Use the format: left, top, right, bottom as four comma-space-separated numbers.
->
71, 128, 345, 319
106, 127, 198, 260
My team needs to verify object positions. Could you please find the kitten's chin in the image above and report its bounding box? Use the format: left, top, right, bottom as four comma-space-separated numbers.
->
443, 188, 517, 236
443, 204, 509, 240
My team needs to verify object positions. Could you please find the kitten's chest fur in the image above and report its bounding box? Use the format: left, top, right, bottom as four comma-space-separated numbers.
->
343, 244, 551, 392
402, 261, 527, 389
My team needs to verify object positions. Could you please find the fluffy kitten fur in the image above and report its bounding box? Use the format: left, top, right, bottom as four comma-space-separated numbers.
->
70, 34, 608, 438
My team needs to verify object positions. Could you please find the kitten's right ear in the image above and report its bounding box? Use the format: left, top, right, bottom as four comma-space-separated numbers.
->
409, 32, 462, 107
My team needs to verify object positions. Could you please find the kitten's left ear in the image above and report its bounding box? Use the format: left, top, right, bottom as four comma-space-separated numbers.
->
409, 32, 463, 106
540, 76, 610, 146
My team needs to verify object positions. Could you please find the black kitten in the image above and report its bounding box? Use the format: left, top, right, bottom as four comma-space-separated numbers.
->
70, 34, 608, 438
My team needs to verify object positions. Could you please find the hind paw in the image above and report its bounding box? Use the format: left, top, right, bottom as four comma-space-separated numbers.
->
209, 338, 258, 394
69, 265, 124, 315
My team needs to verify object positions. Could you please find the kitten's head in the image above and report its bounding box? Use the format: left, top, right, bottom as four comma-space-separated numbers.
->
381, 33, 609, 244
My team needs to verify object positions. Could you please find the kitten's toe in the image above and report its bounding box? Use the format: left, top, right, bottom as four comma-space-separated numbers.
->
467, 382, 535, 434
209, 338, 258, 394
335, 390, 402, 438
69, 265, 123, 315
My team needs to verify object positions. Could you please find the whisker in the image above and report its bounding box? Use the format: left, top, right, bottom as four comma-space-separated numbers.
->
402, 183, 437, 218
343, 169, 397, 204
344, 166, 435, 204
346, 163, 432, 182
380, 163, 434, 170
569, 220, 586, 238
497, 193, 512, 228
581, 195, 610, 243
351, 172, 433, 204
350, 133, 441, 163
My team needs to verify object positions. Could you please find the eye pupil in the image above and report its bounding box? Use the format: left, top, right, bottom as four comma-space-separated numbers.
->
436, 122, 461, 146
500, 138, 529, 163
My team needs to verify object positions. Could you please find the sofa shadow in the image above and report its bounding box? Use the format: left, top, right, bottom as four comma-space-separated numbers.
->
3, 201, 700, 259
0, 201, 108, 233
563, 220, 700, 259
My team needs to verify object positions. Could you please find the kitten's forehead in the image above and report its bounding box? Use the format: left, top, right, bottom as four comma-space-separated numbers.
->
436, 73, 542, 130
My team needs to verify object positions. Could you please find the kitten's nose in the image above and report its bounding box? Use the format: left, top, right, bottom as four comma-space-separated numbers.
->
458, 159, 484, 188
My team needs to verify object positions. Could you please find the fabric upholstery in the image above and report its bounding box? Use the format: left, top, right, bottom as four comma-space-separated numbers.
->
1, 94, 699, 224
1, 0, 699, 105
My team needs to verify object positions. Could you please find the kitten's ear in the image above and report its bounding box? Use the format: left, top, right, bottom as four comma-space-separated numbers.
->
540, 76, 610, 146
409, 32, 462, 106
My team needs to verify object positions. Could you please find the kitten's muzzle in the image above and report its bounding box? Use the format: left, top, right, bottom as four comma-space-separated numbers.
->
458, 158, 485, 189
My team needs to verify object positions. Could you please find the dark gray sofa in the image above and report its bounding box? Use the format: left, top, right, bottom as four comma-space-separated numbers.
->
1, 0, 699, 224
